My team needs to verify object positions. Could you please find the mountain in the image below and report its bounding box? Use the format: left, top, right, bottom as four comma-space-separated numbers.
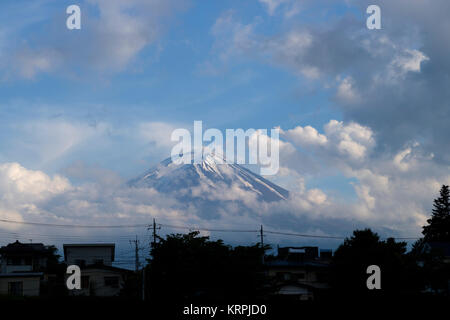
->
128, 153, 289, 203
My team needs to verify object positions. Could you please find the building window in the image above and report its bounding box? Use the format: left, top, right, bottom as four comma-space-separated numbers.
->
75, 259, 86, 268
8, 281, 23, 296
81, 276, 90, 289
104, 276, 119, 288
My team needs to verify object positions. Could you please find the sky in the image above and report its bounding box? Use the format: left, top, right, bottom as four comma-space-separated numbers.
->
1, 0, 450, 257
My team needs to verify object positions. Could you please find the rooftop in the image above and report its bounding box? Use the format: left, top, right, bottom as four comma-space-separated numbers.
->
0, 240, 51, 255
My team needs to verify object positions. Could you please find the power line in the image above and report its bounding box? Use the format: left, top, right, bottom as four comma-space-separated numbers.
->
158, 223, 258, 233
0, 219, 150, 229
0, 218, 420, 240
264, 230, 345, 239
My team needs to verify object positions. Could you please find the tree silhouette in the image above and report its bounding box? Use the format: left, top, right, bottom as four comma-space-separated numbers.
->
147, 231, 265, 303
410, 185, 450, 294
330, 229, 418, 298
422, 185, 450, 241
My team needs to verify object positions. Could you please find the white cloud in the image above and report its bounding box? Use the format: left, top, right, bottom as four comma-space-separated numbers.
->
336, 76, 360, 104
0, 163, 71, 229
3, 0, 187, 79
258, 0, 302, 18
210, 10, 259, 62
306, 188, 327, 205
271, 118, 450, 237
281, 120, 374, 161
393, 49, 429, 74
139, 122, 180, 149
0, 163, 71, 197
259, 0, 287, 15
13, 120, 110, 166
324, 120, 375, 160
281, 125, 327, 147
15, 48, 62, 79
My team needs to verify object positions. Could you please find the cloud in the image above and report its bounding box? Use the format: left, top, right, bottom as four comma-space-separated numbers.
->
391, 49, 429, 75
207, 2, 449, 165
2, 0, 188, 79
281, 120, 374, 161
8, 120, 110, 167
0, 163, 71, 198
336, 76, 360, 104
280, 125, 327, 146
210, 10, 259, 62
0, 162, 70, 229
271, 119, 450, 238
259, 0, 287, 15
15, 48, 62, 79
258, 0, 302, 18
324, 120, 375, 160
138, 122, 180, 149
0, 115, 186, 173
0, 124, 446, 242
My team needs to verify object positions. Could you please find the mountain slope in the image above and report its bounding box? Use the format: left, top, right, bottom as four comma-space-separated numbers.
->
128, 153, 289, 202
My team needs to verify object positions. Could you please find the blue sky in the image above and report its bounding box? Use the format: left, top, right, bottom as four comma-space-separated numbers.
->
0, 0, 449, 245
0, 0, 344, 177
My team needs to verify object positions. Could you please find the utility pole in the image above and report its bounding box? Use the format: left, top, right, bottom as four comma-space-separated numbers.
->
130, 236, 140, 273
142, 262, 145, 301
130, 236, 144, 300
260, 225, 265, 264
151, 218, 161, 248
145, 218, 160, 303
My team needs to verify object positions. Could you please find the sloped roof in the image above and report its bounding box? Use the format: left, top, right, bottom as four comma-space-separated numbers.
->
0, 240, 50, 255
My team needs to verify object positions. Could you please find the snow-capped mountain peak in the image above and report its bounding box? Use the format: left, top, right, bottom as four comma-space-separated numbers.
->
128, 153, 289, 202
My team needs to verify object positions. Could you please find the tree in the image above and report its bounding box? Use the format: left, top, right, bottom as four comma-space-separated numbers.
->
147, 232, 265, 303
411, 185, 450, 294
330, 229, 418, 298
422, 185, 450, 241
40, 245, 68, 297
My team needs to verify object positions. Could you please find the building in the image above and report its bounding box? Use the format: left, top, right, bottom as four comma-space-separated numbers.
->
63, 243, 131, 296
0, 240, 55, 274
265, 246, 332, 301
63, 243, 116, 267
0, 241, 58, 297
0, 273, 43, 296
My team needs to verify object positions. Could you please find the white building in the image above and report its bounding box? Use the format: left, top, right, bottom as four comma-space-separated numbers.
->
63, 243, 131, 297
63, 244, 115, 267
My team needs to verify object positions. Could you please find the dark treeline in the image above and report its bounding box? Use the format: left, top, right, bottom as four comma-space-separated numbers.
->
146, 232, 267, 302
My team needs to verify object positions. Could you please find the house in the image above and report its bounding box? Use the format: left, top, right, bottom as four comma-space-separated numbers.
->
0, 273, 43, 296
63, 243, 131, 297
0, 241, 56, 296
0, 240, 55, 274
265, 246, 332, 301
63, 243, 115, 267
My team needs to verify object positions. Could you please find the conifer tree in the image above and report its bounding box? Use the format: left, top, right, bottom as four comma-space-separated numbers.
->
422, 185, 450, 241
